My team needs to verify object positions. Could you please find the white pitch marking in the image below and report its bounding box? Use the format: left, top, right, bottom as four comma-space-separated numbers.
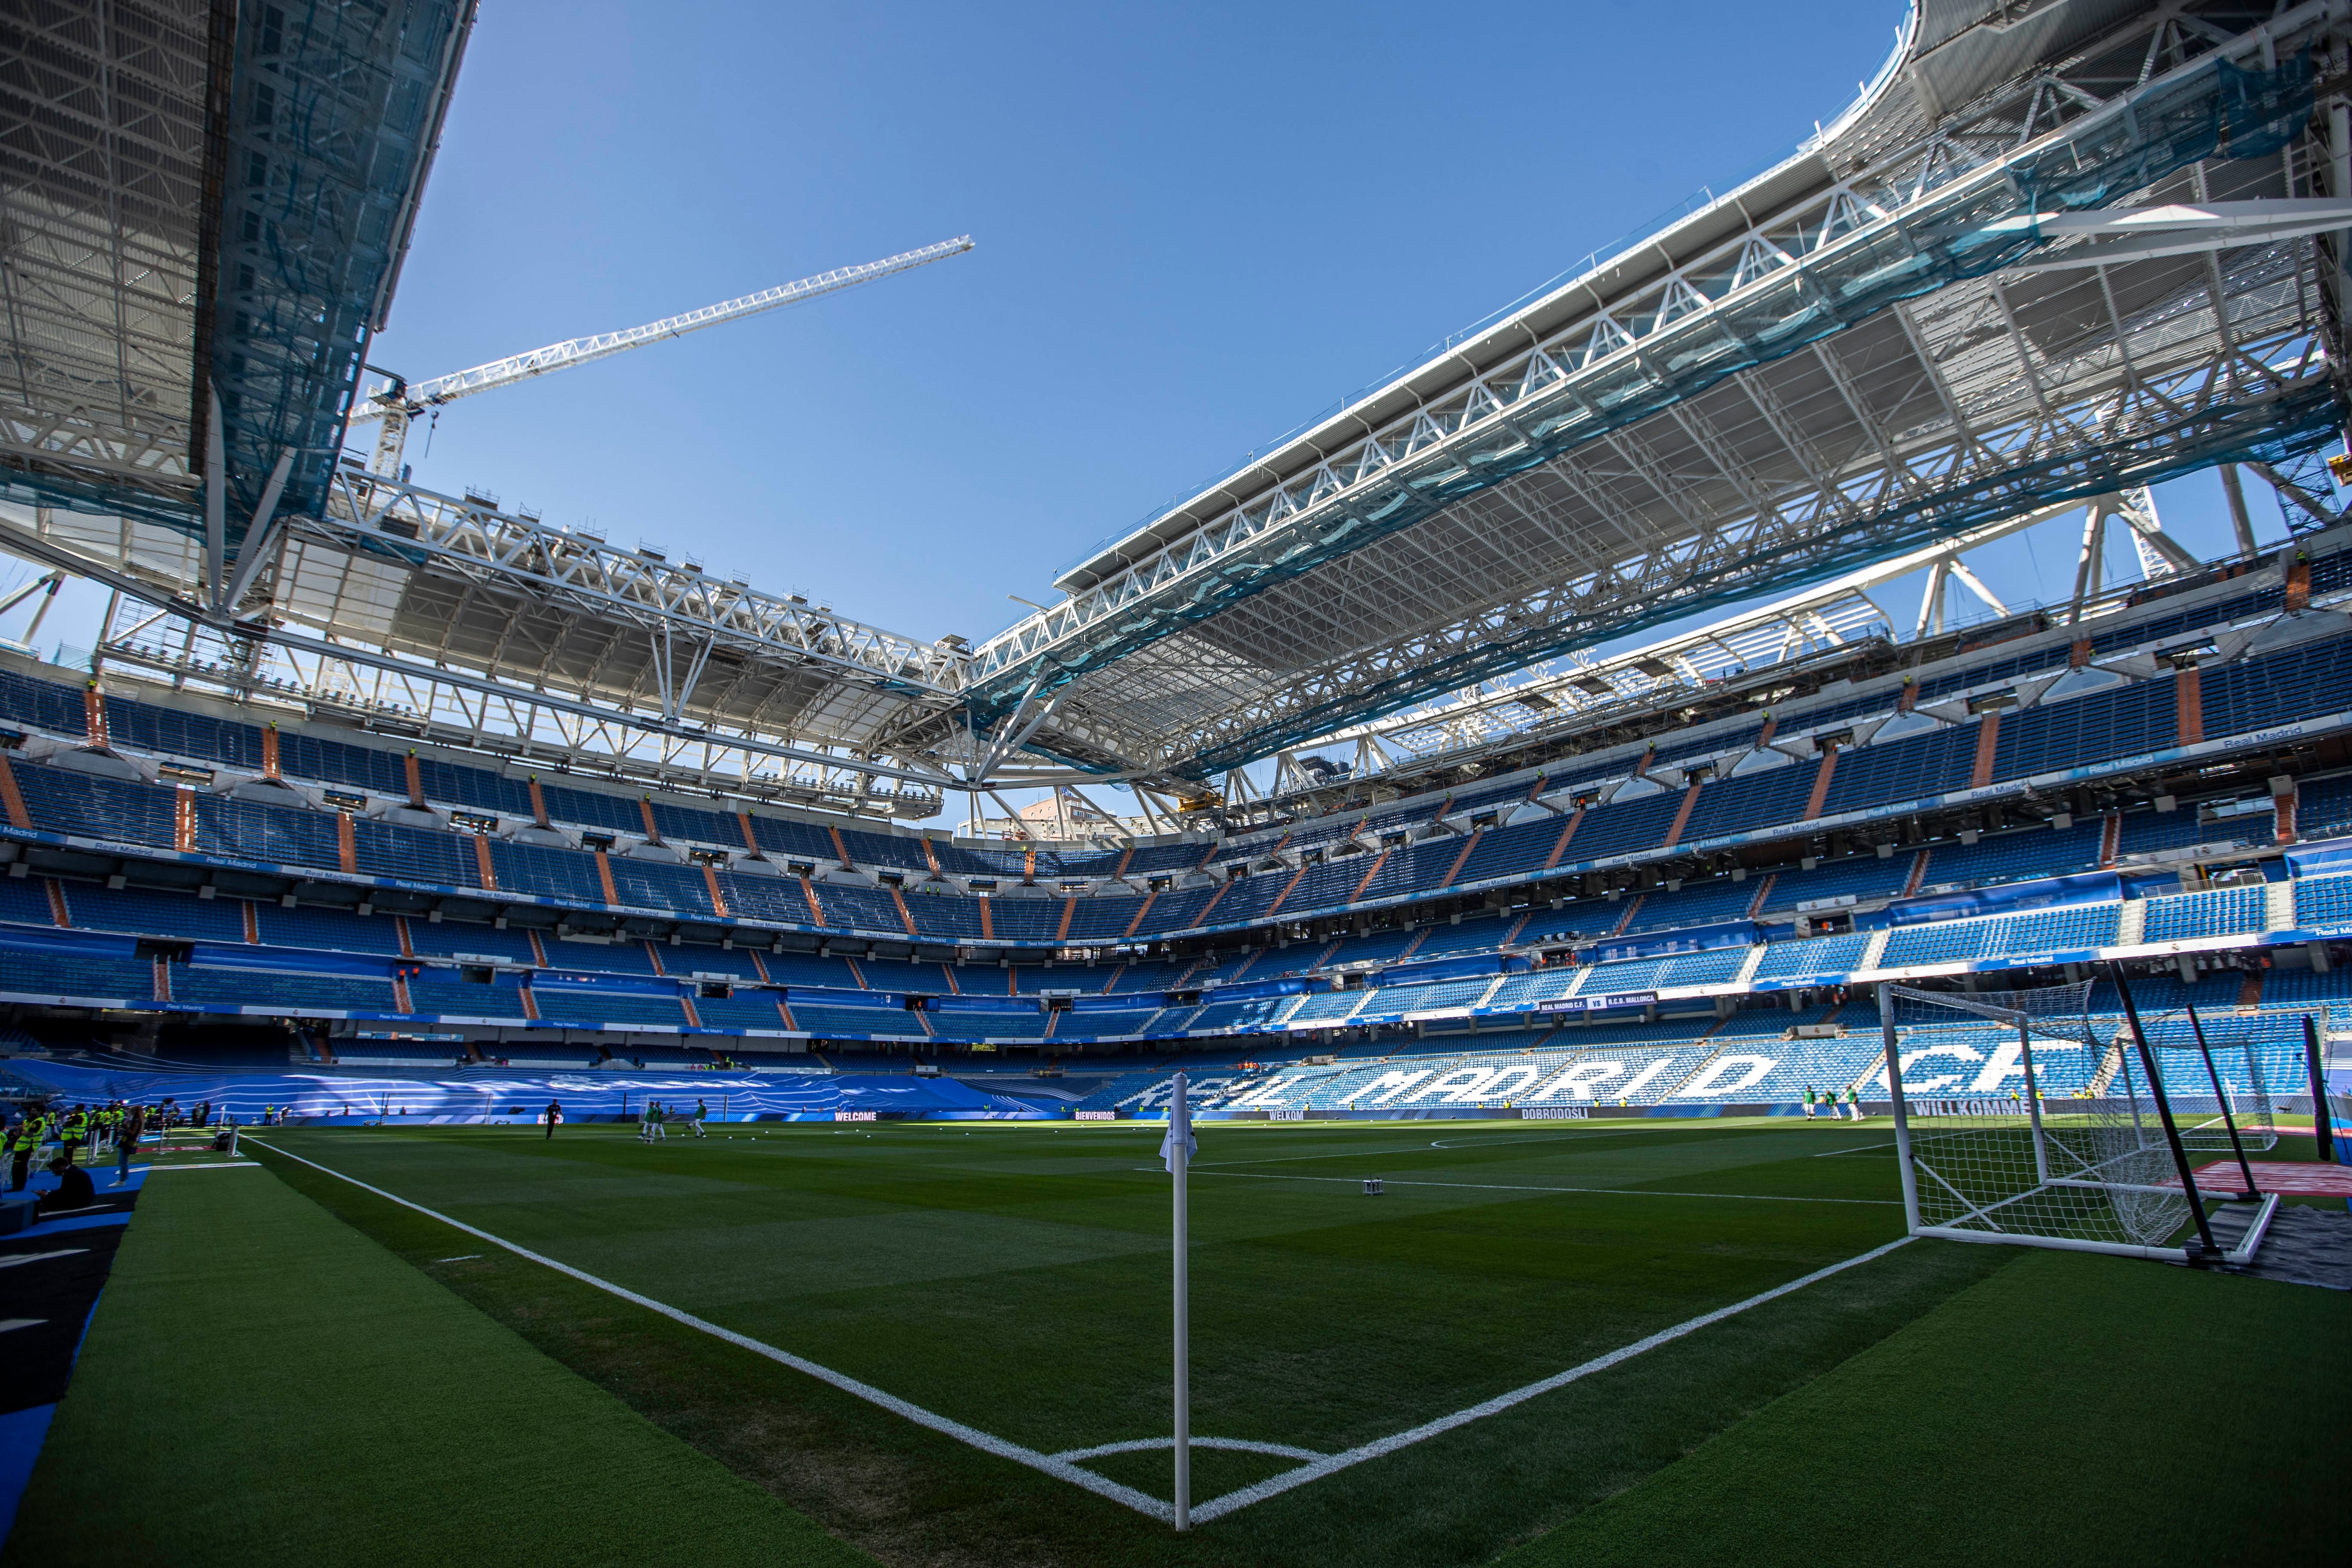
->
1151, 1168, 1901, 1207
251, 1138, 1915, 1528
1810, 1141, 1900, 1157
247, 1140, 1179, 1524
0, 1318, 46, 1334
1185, 1235, 1918, 1523
1423, 1129, 1659, 1150
435, 1255, 484, 1263
1052, 1436, 1328, 1464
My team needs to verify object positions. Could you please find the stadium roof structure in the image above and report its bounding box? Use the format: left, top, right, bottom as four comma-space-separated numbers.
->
0, 0, 473, 573
2, 0, 2349, 827
966, 0, 2352, 790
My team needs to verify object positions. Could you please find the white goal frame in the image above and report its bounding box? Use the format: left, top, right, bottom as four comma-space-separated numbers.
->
1876, 980, 2279, 1265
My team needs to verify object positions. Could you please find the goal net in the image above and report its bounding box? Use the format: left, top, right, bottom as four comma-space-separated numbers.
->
1877, 979, 2276, 1261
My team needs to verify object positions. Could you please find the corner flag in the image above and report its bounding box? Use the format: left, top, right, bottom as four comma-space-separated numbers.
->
1163, 1070, 1193, 1530
1160, 1071, 1196, 1173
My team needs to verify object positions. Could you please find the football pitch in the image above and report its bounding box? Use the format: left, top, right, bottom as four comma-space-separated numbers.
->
19, 1117, 2346, 1568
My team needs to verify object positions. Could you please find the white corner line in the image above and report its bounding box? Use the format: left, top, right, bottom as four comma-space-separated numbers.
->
245, 1139, 1176, 1524
248, 1138, 1914, 1530
1052, 1436, 1329, 1464
1185, 1234, 1918, 1524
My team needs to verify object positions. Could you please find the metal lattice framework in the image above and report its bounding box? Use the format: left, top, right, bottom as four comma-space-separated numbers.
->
963, 0, 2349, 787
0, 0, 475, 555
7, 0, 2352, 822
0, 0, 211, 517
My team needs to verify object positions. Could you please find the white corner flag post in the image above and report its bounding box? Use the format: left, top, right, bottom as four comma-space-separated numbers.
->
1161, 1071, 1196, 1531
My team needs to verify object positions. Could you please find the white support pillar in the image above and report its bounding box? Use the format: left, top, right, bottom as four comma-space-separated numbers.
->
2219, 465, 2259, 557
2068, 500, 2110, 624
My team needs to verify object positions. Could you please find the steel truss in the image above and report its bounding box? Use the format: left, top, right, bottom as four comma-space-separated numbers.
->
0, 0, 209, 518
965, 1, 2347, 784
91, 596, 944, 815
0, 466, 975, 811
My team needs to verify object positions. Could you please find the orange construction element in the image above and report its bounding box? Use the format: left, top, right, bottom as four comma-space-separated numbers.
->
404, 752, 425, 805
1264, 861, 1313, 919
261, 726, 280, 779
594, 848, 620, 906
82, 685, 108, 749
1608, 895, 1644, 937
335, 809, 357, 873
704, 864, 731, 918
890, 885, 918, 937
2175, 667, 2203, 745
800, 877, 827, 927
1346, 848, 1391, 905
1661, 783, 1701, 849
978, 897, 994, 941
736, 812, 760, 852
1121, 890, 1158, 940
1055, 897, 1076, 941
1802, 752, 1837, 821
1970, 712, 2001, 789
175, 785, 197, 851
639, 799, 662, 842
530, 779, 552, 828
1542, 806, 1584, 870
0, 756, 32, 830
1437, 829, 1484, 891
471, 834, 498, 890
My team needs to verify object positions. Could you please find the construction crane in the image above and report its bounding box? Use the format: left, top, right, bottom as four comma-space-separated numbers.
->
348, 235, 975, 477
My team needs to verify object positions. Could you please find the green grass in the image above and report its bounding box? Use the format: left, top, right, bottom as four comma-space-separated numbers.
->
0, 1164, 873, 1568
1499, 1246, 2352, 1566
235, 1118, 2018, 1566
28, 1119, 2336, 1568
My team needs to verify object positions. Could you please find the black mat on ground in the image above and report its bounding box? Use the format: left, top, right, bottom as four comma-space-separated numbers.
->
2221, 1203, 2352, 1291
0, 1206, 138, 1418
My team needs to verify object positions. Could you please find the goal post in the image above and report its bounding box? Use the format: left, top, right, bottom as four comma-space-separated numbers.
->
1872, 974, 2279, 1265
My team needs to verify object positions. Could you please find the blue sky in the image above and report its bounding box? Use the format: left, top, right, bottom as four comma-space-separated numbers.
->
349, 0, 1940, 637
1, 0, 2305, 820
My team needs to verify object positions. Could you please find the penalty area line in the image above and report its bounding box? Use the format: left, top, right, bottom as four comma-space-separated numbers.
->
1187, 1234, 1918, 1523
245, 1139, 1177, 1524
1168, 1168, 1902, 1206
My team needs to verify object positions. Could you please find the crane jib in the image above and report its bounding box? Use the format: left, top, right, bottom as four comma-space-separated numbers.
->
350, 236, 973, 425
